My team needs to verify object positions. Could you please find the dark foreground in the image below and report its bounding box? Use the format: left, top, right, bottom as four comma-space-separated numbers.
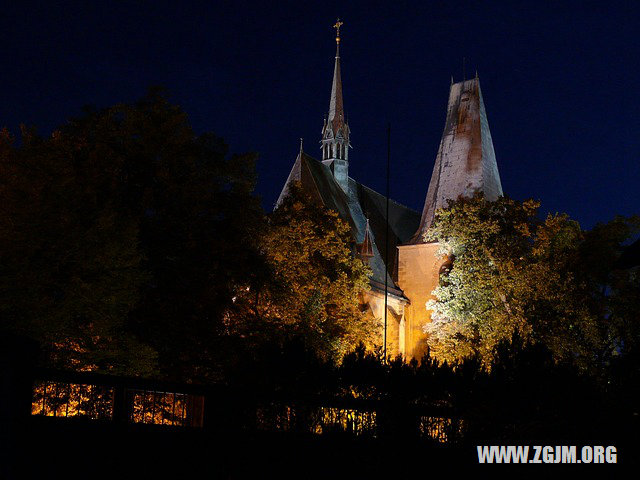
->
2, 415, 637, 478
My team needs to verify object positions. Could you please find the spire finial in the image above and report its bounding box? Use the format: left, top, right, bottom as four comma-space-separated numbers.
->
299, 137, 304, 153
334, 18, 343, 44
334, 18, 343, 57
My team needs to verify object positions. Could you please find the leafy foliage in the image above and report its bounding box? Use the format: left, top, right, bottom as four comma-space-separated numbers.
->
0, 90, 265, 379
424, 193, 640, 369
230, 184, 375, 363
0, 125, 154, 375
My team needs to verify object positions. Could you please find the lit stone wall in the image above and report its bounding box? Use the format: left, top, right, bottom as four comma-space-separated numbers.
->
361, 290, 406, 358
396, 242, 445, 359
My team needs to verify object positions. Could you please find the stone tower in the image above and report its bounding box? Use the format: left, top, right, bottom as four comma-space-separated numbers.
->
397, 76, 503, 358
412, 76, 502, 240
320, 19, 351, 193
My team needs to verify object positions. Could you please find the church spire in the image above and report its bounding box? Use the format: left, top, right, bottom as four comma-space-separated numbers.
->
328, 19, 344, 127
409, 77, 503, 243
321, 18, 351, 193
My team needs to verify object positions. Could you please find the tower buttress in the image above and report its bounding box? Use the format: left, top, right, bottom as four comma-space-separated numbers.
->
321, 19, 351, 193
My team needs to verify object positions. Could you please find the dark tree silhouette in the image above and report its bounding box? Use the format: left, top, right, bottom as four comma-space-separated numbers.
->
0, 89, 265, 380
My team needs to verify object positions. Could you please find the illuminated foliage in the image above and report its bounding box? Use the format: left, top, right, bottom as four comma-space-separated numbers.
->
231, 184, 374, 363
31, 382, 112, 419
424, 193, 640, 370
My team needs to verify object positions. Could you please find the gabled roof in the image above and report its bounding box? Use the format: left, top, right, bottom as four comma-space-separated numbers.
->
276, 151, 354, 229
276, 152, 420, 299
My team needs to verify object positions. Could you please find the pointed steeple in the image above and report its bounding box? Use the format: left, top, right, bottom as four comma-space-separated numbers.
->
410, 77, 503, 243
328, 24, 344, 130
321, 18, 351, 193
358, 218, 375, 260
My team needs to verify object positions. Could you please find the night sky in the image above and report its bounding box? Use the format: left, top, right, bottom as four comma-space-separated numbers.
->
2, 1, 638, 230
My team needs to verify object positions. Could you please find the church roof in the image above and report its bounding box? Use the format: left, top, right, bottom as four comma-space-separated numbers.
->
410, 77, 503, 243
276, 151, 420, 299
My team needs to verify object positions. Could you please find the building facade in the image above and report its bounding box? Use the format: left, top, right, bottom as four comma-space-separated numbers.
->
277, 24, 503, 359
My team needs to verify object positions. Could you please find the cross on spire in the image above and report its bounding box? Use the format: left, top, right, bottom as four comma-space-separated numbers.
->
334, 18, 343, 45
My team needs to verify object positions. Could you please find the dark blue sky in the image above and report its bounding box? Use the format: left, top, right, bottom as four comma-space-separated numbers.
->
2, 1, 638, 229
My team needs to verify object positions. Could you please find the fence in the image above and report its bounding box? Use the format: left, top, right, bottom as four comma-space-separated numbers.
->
27, 368, 463, 443
30, 369, 205, 427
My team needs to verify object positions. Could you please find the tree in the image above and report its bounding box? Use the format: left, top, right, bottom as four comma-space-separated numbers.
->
0, 124, 155, 375
230, 184, 375, 363
0, 90, 265, 380
423, 192, 640, 370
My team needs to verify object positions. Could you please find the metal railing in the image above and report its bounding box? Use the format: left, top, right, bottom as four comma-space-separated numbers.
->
28, 368, 461, 442
30, 369, 205, 427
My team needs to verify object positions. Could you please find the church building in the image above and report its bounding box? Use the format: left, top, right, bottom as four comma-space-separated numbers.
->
277, 22, 503, 359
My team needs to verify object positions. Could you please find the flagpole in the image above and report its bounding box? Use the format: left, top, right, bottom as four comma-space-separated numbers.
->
384, 123, 390, 363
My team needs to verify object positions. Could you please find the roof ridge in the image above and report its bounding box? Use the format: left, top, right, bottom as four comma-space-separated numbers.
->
352, 179, 419, 214
301, 156, 419, 215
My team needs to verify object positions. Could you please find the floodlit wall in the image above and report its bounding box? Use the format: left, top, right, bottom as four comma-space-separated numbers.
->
396, 242, 445, 359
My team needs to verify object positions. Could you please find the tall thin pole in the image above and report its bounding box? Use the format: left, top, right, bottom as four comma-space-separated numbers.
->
384, 123, 390, 362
